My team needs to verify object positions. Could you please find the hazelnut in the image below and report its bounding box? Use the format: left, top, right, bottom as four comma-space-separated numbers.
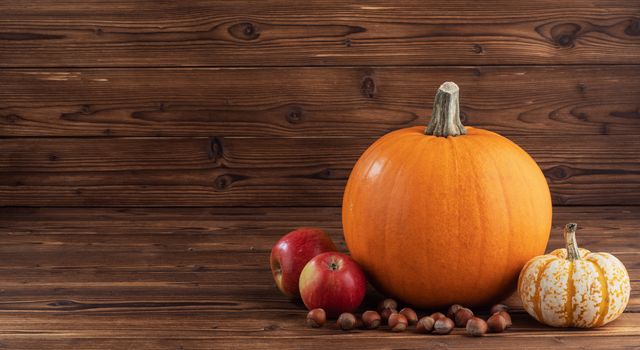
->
399, 307, 418, 325
377, 298, 398, 312
490, 304, 509, 315
432, 317, 454, 335
430, 312, 447, 322
446, 304, 463, 319
362, 310, 381, 329
497, 311, 512, 328
416, 316, 435, 333
388, 312, 408, 332
337, 312, 357, 331
380, 308, 397, 324
454, 307, 474, 327
306, 308, 326, 328
465, 317, 488, 337
487, 313, 508, 333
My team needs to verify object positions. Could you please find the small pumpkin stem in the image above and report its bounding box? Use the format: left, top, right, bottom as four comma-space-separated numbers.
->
425, 82, 467, 137
564, 223, 581, 261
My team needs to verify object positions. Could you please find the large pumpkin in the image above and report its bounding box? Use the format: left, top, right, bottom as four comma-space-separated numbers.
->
342, 82, 552, 308
518, 223, 630, 328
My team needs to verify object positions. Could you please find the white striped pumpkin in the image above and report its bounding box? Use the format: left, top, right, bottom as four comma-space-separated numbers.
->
518, 223, 630, 328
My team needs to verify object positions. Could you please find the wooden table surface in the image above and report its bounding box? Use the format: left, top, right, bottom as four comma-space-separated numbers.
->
1, 1, 639, 348
0, 206, 637, 349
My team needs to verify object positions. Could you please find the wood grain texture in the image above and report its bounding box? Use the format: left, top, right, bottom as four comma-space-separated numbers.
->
0, 206, 637, 349
1, 135, 639, 207
0, 1, 639, 67
1, 66, 639, 137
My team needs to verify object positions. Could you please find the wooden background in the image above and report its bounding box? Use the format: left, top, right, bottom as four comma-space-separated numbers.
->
0, 0, 639, 348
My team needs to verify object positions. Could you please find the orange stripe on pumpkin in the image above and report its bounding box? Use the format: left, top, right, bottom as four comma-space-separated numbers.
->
564, 261, 575, 327
532, 258, 556, 323
586, 255, 610, 327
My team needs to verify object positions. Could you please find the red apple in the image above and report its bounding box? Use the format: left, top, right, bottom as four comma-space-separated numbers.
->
299, 252, 366, 318
270, 227, 337, 297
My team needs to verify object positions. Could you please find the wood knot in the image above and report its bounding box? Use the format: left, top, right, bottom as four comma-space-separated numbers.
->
263, 324, 279, 331
48, 300, 78, 307
191, 265, 207, 272
550, 23, 581, 48
625, 19, 640, 36
315, 168, 332, 179
577, 83, 587, 94
3, 114, 19, 123
94, 27, 103, 36
286, 106, 305, 124
81, 105, 91, 114
575, 112, 588, 121
557, 35, 573, 47
208, 137, 224, 162
48, 154, 58, 161
545, 165, 571, 181
343, 38, 352, 47
159, 102, 168, 112
214, 174, 233, 191
472, 44, 484, 54
361, 76, 376, 98
228, 22, 261, 41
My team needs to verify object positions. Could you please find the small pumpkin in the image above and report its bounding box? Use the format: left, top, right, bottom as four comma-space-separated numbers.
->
518, 223, 630, 328
342, 82, 552, 308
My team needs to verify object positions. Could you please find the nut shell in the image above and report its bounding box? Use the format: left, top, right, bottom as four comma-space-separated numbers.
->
306, 308, 326, 328
430, 312, 447, 322
454, 307, 474, 328
487, 313, 508, 333
380, 308, 397, 324
399, 307, 418, 325
490, 304, 509, 315
388, 313, 408, 332
466, 317, 488, 337
497, 311, 512, 328
447, 304, 463, 319
337, 312, 357, 331
362, 310, 381, 329
416, 316, 435, 333
377, 298, 398, 312
432, 317, 454, 335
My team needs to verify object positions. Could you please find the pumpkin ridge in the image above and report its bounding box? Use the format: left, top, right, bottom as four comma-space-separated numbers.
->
533, 258, 556, 323
586, 254, 610, 327
565, 261, 575, 327
380, 136, 427, 302
448, 135, 465, 289
467, 135, 514, 292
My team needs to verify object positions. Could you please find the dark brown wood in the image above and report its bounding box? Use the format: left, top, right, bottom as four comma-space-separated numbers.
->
0, 206, 636, 349
1, 136, 638, 207
0, 1, 639, 67
1, 1, 639, 348
1, 66, 639, 137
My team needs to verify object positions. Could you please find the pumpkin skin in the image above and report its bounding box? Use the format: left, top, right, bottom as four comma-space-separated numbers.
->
342, 84, 552, 308
518, 224, 630, 328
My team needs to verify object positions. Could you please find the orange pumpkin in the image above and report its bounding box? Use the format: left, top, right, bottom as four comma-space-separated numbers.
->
342, 82, 552, 308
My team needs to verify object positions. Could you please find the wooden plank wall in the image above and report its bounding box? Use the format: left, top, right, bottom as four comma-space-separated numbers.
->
1, 0, 639, 207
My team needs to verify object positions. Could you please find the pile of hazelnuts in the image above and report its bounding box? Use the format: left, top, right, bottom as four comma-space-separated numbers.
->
306, 298, 512, 337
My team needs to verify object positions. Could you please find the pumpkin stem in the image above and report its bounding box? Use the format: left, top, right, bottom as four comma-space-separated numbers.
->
564, 223, 581, 261
425, 82, 467, 137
